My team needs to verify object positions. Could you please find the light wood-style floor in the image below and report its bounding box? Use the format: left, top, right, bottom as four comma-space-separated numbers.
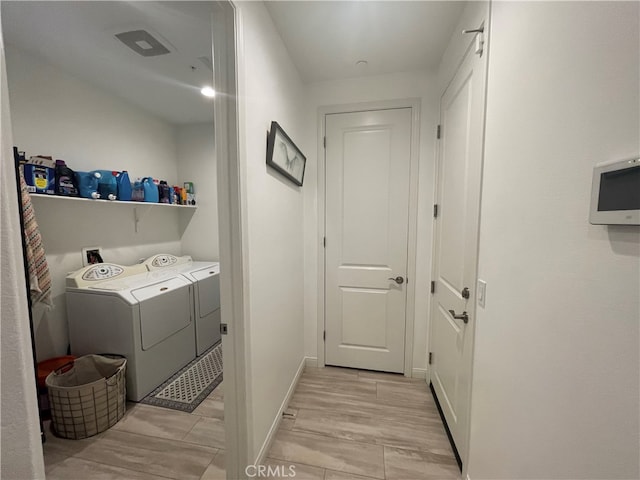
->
267, 367, 459, 480
43, 367, 459, 479
43, 383, 226, 480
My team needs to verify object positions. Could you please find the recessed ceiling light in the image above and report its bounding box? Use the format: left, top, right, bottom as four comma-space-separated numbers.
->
201, 86, 216, 98
356, 60, 368, 67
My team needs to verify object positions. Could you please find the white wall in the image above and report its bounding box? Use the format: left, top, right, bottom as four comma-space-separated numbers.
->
236, 1, 307, 461
6, 46, 184, 361
177, 123, 219, 261
468, 2, 640, 478
303, 71, 439, 376
6, 46, 178, 180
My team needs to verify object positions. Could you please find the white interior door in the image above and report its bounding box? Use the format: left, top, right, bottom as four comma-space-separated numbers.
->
429, 40, 487, 463
325, 108, 412, 373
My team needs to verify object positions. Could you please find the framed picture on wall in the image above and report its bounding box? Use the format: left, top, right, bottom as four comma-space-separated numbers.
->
266, 121, 306, 186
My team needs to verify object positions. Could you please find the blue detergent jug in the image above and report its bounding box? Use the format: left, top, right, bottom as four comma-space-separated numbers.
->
96, 170, 118, 200
142, 177, 159, 203
75, 171, 102, 199
116, 171, 132, 201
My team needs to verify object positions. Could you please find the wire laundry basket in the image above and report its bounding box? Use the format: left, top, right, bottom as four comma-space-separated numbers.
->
45, 354, 126, 439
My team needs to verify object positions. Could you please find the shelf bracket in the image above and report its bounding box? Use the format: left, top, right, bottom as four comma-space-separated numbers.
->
133, 205, 152, 233
134, 207, 140, 233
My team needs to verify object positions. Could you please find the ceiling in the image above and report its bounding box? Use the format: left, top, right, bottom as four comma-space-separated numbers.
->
1, 1, 466, 124
1, 1, 215, 125
265, 1, 466, 83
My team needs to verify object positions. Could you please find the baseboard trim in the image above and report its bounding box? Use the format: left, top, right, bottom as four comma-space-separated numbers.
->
411, 367, 427, 379
430, 382, 463, 472
304, 356, 318, 368
254, 356, 306, 465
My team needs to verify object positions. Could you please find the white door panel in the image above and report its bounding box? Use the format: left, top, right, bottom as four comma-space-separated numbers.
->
341, 287, 389, 348
430, 36, 487, 466
440, 76, 471, 295
325, 108, 412, 373
432, 305, 463, 417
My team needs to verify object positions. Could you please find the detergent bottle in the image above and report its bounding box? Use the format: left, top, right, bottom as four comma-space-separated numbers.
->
132, 178, 144, 201
55, 160, 79, 197
116, 171, 132, 201
142, 177, 159, 203
158, 181, 171, 203
97, 170, 118, 200
75, 171, 102, 199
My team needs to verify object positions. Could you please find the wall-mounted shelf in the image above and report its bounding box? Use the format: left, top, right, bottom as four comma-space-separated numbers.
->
30, 193, 197, 232
30, 193, 197, 209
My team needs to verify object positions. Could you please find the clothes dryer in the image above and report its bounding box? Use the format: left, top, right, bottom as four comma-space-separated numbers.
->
143, 254, 221, 355
65, 263, 196, 401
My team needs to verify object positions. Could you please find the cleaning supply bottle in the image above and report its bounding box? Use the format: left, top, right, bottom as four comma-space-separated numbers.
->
97, 170, 117, 200
132, 178, 144, 201
55, 160, 79, 196
142, 177, 159, 203
75, 171, 102, 199
158, 181, 171, 203
184, 181, 196, 205
116, 171, 132, 201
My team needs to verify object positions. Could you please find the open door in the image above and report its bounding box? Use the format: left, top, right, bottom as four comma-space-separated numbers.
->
429, 23, 488, 469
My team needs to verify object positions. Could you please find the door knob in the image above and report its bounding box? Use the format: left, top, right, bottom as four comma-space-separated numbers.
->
448, 309, 469, 324
388, 276, 404, 285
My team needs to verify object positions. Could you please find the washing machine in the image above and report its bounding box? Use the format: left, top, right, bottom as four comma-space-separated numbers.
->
143, 254, 221, 355
65, 262, 197, 401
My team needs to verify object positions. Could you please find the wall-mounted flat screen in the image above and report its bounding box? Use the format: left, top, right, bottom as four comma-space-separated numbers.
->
590, 157, 640, 225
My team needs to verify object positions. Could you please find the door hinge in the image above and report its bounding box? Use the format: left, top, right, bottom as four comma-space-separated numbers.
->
323, 136, 326, 148
430, 281, 435, 294
462, 27, 485, 57
220, 323, 228, 335
433, 204, 438, 218
323, 330, 326, 341
436, 125, 441, 139
323, 237, 326, 248
429, 352, 433, 365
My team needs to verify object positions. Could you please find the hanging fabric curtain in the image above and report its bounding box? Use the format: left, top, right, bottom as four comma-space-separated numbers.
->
17, 167, 52, 307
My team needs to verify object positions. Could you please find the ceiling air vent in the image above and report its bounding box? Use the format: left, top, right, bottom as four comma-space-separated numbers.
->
115, 30, 170, 57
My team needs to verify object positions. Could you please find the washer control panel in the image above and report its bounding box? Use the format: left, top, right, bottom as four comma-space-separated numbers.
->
151, 254, 179, 268
66, 262, 147, 288
82, 264, 124, 281
144, 254, 192, 270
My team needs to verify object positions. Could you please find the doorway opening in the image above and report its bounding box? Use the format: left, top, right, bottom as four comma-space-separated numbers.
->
2, 1, 245, 478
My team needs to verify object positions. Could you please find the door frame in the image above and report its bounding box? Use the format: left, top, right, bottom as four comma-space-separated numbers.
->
213, 2, 251, 478
316, 98, 421, 376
